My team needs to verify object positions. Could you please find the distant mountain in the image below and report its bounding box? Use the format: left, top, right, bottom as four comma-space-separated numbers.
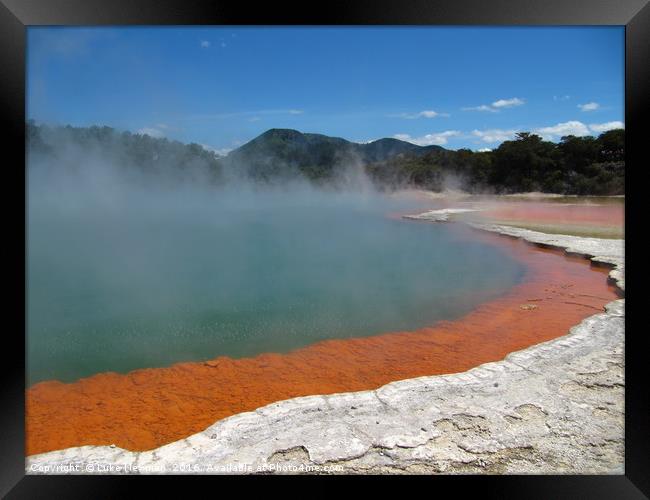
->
225, 128, 443, 182
361, 137, 441, 162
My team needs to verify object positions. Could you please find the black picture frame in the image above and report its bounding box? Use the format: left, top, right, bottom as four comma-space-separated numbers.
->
1, 0, 647, 496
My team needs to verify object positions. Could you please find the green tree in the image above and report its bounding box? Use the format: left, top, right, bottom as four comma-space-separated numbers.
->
557, 135, 599, 174
597, 129, 624, 162
490, 132, 556, 192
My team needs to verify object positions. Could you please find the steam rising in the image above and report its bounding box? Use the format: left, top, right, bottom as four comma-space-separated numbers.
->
27, 129, 526, 384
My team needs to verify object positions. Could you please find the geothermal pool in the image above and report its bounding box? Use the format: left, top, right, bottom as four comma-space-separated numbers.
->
27, 189, 527, 385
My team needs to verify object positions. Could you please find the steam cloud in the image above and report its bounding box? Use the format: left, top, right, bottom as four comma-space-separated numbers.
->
26, 127, 524, 384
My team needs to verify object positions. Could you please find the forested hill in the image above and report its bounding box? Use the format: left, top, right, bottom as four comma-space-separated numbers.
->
224, 128, 443, 182
26, 122, 624, 195
27, 122, 224, 185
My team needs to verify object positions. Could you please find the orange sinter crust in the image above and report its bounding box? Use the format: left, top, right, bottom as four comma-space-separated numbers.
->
479, 202, 624, 227
26, 227, 620, 456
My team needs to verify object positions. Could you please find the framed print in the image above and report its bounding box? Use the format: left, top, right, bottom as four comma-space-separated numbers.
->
1, 0, 648, 497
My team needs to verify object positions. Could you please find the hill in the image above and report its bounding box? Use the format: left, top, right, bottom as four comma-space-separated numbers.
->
27, 121, 225, 186
224, 128, 442, 182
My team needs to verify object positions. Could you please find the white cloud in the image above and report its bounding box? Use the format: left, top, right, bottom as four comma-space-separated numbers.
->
469, 120, 624, 145
589, 121, 624, 133
472, 128, 519, 143
200, 144, 233, 157
288, 109, 304, 115
137, 127, 165, 138
534, 120, 590, 139
463, 97, 524, 113
394, 130, 461, 146
249, 116, 261, 122
477, 148, 492, 152
200, 40, 211, 48
393, 110, 449, 119
461, 104, 498, 113
418, 110, 441, 118
492, 97, 525, 109
578, 102, 600, 112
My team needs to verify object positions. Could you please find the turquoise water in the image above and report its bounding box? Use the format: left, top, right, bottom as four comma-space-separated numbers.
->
27, 187, 526, 385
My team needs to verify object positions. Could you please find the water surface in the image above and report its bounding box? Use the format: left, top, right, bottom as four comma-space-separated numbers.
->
27, 186, 526, 384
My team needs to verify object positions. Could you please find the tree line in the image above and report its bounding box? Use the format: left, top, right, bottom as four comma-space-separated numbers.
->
366, 129, 624, 195
27, 121, 224, 185
27, 121, 624, 195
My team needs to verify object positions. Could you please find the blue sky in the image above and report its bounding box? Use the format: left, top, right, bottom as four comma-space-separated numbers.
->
27, 26, 624, 153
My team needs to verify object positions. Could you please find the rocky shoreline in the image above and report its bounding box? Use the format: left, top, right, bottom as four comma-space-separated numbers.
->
26, 222, 625, 475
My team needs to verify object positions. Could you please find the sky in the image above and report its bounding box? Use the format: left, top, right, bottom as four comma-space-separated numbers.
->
27, 26, 624, 153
